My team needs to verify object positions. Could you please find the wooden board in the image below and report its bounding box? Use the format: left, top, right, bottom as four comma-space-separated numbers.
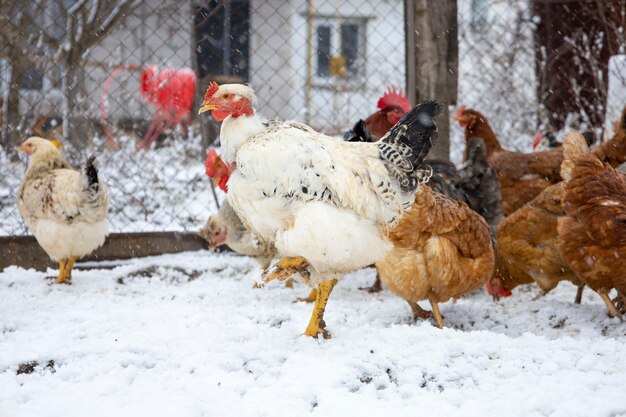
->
0, 232, 211, 271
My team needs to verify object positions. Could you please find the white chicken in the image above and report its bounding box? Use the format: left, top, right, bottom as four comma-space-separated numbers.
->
198, 82, 440, 338
17, 137, 109, 284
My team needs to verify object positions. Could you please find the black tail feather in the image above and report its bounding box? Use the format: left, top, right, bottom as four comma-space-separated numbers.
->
84, 155, 99, 190
377, 100, 442, 192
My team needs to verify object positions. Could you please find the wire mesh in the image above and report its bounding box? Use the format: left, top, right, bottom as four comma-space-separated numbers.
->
0, 0, 625, 237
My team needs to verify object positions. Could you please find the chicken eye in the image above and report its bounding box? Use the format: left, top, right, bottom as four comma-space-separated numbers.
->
223, 94, 230, 100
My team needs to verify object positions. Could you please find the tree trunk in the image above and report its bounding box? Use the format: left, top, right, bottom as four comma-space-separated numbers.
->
2, 59, 26, 152
407, 0, 458, 160
62, 58, 91, 151
191, 1, 219, 150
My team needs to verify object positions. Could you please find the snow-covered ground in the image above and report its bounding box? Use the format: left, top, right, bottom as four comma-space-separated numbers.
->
1, 251, 625, 417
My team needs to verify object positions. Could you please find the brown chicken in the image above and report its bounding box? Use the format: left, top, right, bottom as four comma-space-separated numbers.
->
558, 132, 626, 318
454, 107, 564, 215
376, 184, 494, 328
492, 110, 626, 300
494, 161, 583, 302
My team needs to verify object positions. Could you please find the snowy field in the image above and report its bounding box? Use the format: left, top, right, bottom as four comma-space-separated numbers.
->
1, 251, 625, 417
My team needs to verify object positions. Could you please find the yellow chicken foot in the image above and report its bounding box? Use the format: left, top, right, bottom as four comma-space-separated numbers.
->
408, 301, 432, 321
599, 291, 623, 321
304, 279, 337, 339
574, 284, 585, 305
263, 256, 310, 283
295, 288, 318, 303
429, 298, 445, 329
57, 256, 76, 284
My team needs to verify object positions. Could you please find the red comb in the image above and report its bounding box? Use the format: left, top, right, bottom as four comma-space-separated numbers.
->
532, 132, 544, 150
377, 86, 411, 113
204, 81, 219, 101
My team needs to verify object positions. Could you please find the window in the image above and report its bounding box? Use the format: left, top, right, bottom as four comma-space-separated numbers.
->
21, 67, 44, 91
315, 17, 365, 81
316, 26, 332, 77
194, 0, 250, 81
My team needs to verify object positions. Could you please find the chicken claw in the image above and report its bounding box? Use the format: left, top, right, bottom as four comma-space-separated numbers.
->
304, 280, 337, 339
263, 256, 310, 283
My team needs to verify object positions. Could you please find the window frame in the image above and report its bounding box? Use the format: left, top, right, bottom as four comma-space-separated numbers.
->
312, 15, 367, 89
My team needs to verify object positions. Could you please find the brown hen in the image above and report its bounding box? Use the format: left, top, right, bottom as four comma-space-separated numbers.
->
558, 132, 626, 318
494, 169, 583, 301
493, 110, 626, 300
376, 184, 494, 328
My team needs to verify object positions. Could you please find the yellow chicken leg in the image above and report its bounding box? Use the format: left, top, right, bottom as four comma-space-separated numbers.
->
56, 259, 67, 284
303, 279, 337, 339
429, 298, 445, 329
263, 256, 310, 283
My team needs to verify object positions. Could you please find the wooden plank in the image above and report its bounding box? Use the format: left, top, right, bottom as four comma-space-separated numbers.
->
0, 232, 211, 272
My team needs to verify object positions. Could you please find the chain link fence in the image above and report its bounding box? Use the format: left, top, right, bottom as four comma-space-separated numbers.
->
1, 0, 625, 237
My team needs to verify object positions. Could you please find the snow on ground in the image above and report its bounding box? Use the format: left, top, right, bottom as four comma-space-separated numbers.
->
1, 251, 625, 417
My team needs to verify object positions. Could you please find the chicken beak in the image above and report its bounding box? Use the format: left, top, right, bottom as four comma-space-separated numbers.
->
16, 144, 27, 154
198, 102, 217, 114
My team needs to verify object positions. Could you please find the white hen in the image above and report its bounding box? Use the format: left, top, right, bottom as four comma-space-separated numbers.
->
17, 137, 109, 283
199, 82, 440, 337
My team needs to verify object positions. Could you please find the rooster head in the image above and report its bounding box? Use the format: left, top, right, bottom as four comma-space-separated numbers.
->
454, 106, 483, 129
205, 149, 231, 193
198, 82, 256, 122
377, 86, 411, 125
486, 277, 512, 301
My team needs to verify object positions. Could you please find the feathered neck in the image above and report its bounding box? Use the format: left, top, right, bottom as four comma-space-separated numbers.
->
219, 112, 265, 164
25, 150, 70, 178
464, 115, 502, 157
